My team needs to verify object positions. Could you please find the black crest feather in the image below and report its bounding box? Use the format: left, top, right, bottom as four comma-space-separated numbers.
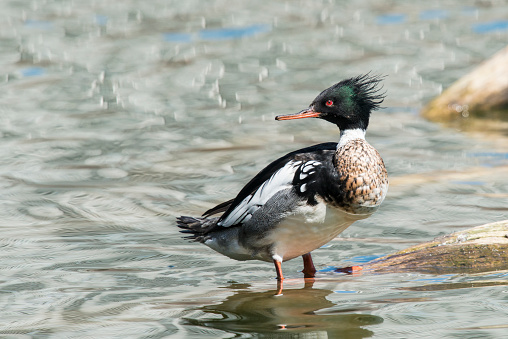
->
342, 73, 386, 111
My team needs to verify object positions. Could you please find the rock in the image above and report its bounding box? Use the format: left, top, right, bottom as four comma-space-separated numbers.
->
421, 46, 508, 121
364, 220, 508, 274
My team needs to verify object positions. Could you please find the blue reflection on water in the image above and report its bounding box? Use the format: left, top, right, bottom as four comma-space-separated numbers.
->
377, 14, 406, 25
334, 290, 359, 294
199, 24, 270, 40
468, 152, 508, 159
20, 67, 45, 77
473, 20, 508, 33
346, 255, 384, 263
164, 24, 270, 43
318, 266, 338, 272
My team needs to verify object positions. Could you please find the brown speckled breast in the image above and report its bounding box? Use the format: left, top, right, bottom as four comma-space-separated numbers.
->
333, 139, 388, 214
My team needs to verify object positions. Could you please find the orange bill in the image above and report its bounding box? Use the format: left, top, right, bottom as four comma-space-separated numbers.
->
275, 107, 320, 120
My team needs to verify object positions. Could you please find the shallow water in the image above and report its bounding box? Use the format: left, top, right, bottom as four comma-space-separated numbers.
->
1, 0, 508, 338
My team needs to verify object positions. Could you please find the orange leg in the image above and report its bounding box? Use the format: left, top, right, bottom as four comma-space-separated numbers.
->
273, 259, 284, 295
301, 252, 316, 278
275, 279, 284, 296
273, 259, 284, 281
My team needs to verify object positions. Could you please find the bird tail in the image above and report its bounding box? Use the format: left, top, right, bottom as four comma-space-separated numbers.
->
176, 216, 219, 242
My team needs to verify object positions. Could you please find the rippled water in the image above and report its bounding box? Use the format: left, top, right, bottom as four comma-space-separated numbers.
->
1, 0, 508, 338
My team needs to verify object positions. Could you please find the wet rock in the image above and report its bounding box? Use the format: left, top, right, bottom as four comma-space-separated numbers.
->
421, 46, 508, 121
364, 220, 508, 274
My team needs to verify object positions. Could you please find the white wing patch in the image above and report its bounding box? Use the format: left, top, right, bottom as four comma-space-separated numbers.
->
299, 161, 320, 180
218, 161, 302, 227
298, 161, 320, 193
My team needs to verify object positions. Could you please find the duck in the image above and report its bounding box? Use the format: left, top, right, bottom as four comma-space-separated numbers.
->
177, 74, 388, 289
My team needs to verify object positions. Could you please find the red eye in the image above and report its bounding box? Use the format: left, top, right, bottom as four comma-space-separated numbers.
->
325, 100, 333, 107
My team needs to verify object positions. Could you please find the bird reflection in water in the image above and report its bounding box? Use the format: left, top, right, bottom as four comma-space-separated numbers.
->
183, 280, 383, 338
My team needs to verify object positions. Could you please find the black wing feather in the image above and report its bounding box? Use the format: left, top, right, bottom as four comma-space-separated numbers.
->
202, 199, 234, 217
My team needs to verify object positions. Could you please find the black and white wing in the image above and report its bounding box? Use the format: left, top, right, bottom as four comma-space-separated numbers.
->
207, 142, 337, 228
218, 160, 303, 227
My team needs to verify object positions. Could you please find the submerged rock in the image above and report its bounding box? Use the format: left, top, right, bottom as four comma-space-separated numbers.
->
364, 220, 508, 274
421, 46, 508, 122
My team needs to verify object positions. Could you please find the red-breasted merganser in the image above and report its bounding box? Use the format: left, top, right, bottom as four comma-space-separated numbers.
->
177, 74, 388, 285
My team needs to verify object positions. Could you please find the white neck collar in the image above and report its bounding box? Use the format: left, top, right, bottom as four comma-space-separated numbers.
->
338, 128, 366, 148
